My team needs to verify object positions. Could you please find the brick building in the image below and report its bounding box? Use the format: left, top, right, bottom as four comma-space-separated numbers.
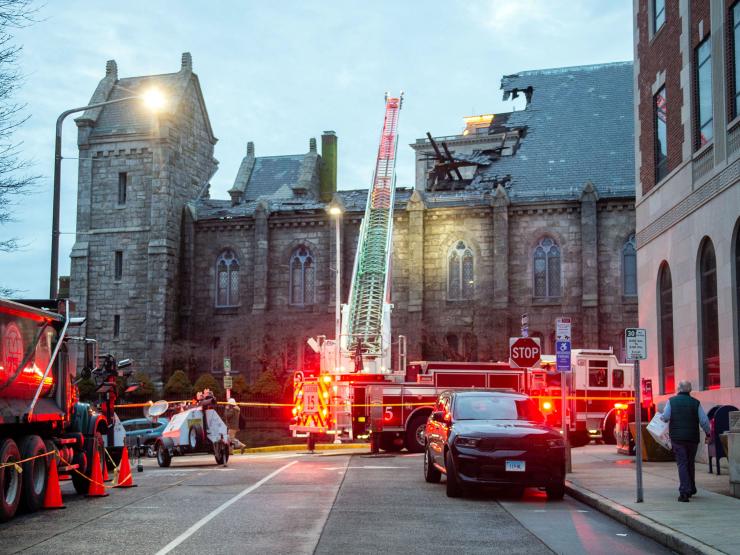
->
634, 0, 740, 409
70, 55, 637, 385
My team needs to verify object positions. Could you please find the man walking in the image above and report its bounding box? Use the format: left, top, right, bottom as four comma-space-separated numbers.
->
661, 381, 711, 502
225, 398, 246, 453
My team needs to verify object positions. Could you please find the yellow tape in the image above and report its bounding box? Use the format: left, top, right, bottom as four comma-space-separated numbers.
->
0, 449, 56, 471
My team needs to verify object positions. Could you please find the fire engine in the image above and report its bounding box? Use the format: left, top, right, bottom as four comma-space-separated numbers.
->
289, 95, 635, 451
0, 298, 134, 521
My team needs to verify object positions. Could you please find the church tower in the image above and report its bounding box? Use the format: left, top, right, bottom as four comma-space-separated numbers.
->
70, 53, 218, 381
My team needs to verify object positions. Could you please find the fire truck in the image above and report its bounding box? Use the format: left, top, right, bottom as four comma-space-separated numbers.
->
289, 95, 634, 451
0, 298, 133, 521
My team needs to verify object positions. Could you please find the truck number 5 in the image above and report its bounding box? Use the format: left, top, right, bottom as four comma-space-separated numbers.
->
384, 406, 393, 422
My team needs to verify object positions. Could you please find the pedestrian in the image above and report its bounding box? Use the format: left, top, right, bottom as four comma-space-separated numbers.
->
225, 398, 246, 453
661, 380, 711, 502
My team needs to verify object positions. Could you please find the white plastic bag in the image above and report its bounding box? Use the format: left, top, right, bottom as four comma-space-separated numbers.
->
646, 412, 672, 450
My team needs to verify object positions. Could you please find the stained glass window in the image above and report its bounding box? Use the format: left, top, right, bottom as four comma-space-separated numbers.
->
447, 241, 474, 300
215, 250, 239, 307
289, 246, 315, 306
533, 237, 561, 298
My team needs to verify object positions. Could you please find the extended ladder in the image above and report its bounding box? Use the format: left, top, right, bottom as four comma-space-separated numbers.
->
344, 94, 403, 370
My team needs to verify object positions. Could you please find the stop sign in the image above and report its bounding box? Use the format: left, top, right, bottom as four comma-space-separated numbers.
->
509, 337, 541, 368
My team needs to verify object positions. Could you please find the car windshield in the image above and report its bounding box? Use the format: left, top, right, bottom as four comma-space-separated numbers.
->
453, 396, 544, 421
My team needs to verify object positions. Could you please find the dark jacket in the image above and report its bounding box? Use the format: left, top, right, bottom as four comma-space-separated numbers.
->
668, 392, 701, 443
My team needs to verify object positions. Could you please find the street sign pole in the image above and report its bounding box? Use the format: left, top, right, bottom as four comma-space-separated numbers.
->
562, 372, 571, 473
555, 317, 572, 474
635, 358, 643, 502
625, 327, 647, 503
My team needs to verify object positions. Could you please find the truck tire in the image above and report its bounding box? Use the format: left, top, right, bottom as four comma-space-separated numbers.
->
156, 442, 171, 468
73, 431, 105, 495
71, 451, 88, 494
19, 435, 48, 513
602, 412, 617, 445
0, 439, 21, 522
405, 413, 429, 453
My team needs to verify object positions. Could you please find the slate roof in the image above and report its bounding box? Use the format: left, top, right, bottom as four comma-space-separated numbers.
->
242, 155, 305, 201
473, 61, 634, 201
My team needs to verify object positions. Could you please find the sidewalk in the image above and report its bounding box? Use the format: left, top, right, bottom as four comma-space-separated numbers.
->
566, 444, 740, 555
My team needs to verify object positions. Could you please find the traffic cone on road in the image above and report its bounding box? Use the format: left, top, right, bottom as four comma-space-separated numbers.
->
103, 454, 110, 482
86, 449, 109, 498
42, 457, 65, 510
114, 446, 136, 488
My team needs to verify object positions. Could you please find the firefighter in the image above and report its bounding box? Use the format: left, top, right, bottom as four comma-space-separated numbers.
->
225, 398, 246, 453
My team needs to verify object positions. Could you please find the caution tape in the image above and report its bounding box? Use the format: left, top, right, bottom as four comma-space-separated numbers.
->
0, 449, 56, 473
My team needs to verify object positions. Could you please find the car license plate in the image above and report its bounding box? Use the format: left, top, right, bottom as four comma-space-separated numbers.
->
505, 460, 526, 472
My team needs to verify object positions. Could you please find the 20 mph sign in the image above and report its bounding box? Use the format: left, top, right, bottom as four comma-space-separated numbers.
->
509, 337, 541, 368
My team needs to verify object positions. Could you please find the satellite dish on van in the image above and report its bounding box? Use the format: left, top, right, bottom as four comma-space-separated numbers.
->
144, 400, 169, 421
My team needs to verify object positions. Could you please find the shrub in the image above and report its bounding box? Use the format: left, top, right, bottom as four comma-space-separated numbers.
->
163, 370, 193, 400
193, 373, 224, 399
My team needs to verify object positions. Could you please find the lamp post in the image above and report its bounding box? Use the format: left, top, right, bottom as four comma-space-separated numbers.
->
49, 88, 166, 298
326, 195, 345, 444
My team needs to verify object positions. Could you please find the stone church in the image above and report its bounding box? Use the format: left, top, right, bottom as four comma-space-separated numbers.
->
69, 54, 637, 384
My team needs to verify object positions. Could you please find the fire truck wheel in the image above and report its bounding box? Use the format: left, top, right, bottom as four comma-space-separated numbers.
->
156, 442, 171, 467
445, 450, 462, 498
0, 439, 22, 522
19, 435, 48, 513
423, 445, 441, 483
405, 414, 429, 453
602, 414, 617, 445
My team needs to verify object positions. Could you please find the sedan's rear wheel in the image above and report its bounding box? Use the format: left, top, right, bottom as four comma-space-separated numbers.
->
423, 445, 441, 483
445, 450, 462, 498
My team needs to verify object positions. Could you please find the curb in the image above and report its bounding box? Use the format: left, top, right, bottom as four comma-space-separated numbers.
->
241, 443, 368, 454
565, 481, 726, 555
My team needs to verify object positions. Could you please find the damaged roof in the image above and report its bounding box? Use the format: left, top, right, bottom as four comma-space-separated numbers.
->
242, 155, 305, 201
473, 61, 634, 201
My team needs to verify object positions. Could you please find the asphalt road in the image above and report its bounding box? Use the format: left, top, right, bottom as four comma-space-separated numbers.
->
0, 450, 673, 554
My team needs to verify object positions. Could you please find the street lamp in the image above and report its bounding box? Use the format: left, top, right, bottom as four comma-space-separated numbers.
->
49, 88, 166, 298
326, 194, 345, 444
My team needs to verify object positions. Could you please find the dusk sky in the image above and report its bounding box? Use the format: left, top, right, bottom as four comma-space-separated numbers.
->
1, 0, 633, 297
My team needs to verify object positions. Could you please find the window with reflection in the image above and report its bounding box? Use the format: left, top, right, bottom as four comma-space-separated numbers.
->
696, 37, 713, 147
623, 234, 637, 296
658, 263, 675, 394
653, 0, 665, 32
654, 87, 668, 181
699, 240, 720, 389
733, 3, 740, 118
216, 250, 239, 307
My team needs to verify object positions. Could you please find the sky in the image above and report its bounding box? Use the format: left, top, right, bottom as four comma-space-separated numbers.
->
0, 0, 633, 297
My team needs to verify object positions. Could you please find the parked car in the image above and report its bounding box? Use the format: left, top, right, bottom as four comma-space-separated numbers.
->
122, 417, 169, 456
423, 389, 566, 499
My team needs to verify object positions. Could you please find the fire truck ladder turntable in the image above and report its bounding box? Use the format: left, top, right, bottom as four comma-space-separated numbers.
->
343, 94, 402, 372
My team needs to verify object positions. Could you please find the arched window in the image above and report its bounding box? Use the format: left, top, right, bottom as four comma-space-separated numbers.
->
658, 263, 674, 394
699, 239, 720, 389
623, 234, 637, 296
216, 250, 239, 307
289, 246, 315, 306
447, 241, 475, 300
533, 237, 561, 298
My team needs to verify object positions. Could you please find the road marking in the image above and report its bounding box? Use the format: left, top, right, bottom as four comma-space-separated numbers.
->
154, 460, 298, 555
616, 533, 628, 537
323, 465, 402, 470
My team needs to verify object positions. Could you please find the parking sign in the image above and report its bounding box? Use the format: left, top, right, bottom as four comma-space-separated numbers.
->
556, 340, 571, 372
625, 328, 647, 360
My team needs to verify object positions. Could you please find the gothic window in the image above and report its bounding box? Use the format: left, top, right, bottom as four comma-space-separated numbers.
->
216, 250, 239, 307
699, 239, 720, 389
623, 234, 637, 296
533, 237, 561, 298
447, 241, 475, 300
289, 246, 315, 306
658, 263, 675, 394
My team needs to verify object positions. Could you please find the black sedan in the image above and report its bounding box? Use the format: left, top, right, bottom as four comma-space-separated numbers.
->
424, 390, 566, 499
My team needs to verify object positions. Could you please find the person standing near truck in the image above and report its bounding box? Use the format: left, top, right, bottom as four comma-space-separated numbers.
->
661, 380, 711, 502
225, 398, 246, 453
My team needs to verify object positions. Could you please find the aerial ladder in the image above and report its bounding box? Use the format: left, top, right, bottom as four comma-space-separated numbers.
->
339, 93, 403, 375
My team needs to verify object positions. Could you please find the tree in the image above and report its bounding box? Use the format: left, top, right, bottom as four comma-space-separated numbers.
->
249, 370, 283, 402
0, 1, 39, 295
230, 374, 250, 400
163, 370, 193, 400
193, 373, 223, 399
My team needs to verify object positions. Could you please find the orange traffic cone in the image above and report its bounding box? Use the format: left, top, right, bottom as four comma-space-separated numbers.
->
43, 457, 65, 510
114, 446, 136, 488
86, 448, 109, 498
103, 454, 110, 482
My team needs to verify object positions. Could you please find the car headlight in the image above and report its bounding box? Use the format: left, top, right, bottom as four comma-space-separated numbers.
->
455, 436, 480, 448
547, 438, 565, 448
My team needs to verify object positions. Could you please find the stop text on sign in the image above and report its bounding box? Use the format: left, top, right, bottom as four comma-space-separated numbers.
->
509, 337, 541, 368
